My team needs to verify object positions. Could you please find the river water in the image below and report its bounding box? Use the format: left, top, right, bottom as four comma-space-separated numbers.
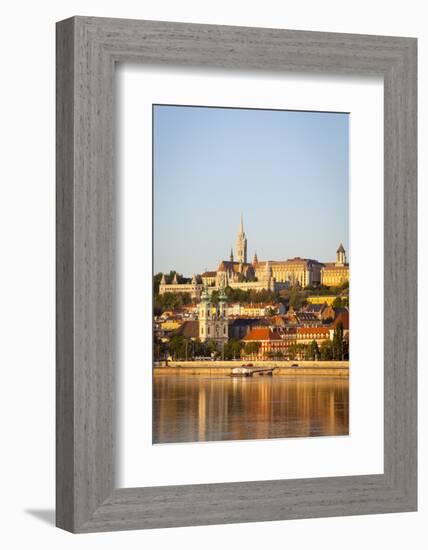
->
153, 375, 349, 444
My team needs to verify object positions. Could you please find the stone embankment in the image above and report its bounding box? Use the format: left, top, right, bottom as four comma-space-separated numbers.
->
154, 360, 349, 376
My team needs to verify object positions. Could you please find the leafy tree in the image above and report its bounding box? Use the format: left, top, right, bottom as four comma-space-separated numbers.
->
168, 335, 186, 360
320, 340, 334, 361
309, 340, 320, 360
223, 339, 244, 360
154, 292, 192, 314
244, 341, 261, 356
153, 336, 167, 361
332, 296, 343, 308
205, 340, 218, 357
340, 296, 349, 307
266, 350, 284, 360
287, 343, 307, 360
153, 272, 163, 296
224, 286, 279, 304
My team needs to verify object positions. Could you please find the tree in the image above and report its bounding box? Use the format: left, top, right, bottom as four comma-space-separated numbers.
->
332, 296, 343, 308
153, 272, 163, 296
244, 341, 261, 357
154, 291, 192, 314
332, 321, 344, 360
168, 335, 186, 360
223, 339, 244, 360
320, 340, 334, 361
309, 340, 320, 360
153, 335, 167, 361
205, 340, 218, 357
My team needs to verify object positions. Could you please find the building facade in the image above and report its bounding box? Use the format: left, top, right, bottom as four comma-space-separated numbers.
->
254, 258, 323, 287
198, 284, 228, 348
321, 244, 350, 286
158, 273, 203, 300
241, 327, 289, 359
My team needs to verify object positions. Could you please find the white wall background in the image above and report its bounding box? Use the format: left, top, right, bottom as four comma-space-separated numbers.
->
0, 1, 425, 548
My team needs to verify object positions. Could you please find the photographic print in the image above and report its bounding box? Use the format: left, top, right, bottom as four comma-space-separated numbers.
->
153, 104, 349, 444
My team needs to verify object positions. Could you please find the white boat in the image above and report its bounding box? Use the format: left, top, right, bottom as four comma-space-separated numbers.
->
231, 367, 253, 377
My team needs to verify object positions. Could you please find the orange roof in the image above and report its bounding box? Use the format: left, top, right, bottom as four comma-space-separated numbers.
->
242, 328, 282, 341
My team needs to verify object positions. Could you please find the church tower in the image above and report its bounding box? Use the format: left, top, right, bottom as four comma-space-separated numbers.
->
236, 213, 247, 264
198, 283, 211, 343
198, 282, 228, 348
336, 244, 346, 266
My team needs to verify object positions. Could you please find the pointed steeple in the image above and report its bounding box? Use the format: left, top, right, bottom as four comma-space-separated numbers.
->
252, 252, 258, 266
230, 248, 234, 262
236, 213, 247, 264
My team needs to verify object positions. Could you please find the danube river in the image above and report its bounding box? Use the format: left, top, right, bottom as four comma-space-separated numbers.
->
153, 375, 349, 444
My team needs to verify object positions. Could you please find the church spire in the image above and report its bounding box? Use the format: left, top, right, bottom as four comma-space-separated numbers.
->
230, 248, 234, 262
236, 213, 247, 264
252, 251, 258, 266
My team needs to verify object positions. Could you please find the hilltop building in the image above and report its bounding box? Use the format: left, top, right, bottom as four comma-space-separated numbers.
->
321, 244, 350, 286
157, 214, 349, 299
158, 273, 203, 299
254, 257, 323, 287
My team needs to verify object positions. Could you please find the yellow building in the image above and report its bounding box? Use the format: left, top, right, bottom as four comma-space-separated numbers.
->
255, 257, 323, 287
306, 295, 338, 306
160, 319, 182, 331
321, 244, 350, 287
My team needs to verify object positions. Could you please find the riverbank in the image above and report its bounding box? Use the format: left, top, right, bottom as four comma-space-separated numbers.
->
154, 360, 349, 376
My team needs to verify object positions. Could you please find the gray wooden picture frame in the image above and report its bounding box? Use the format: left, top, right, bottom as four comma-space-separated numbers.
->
56, 16, 417, 533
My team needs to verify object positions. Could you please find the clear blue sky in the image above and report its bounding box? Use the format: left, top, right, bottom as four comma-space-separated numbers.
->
153, 105, 349, 276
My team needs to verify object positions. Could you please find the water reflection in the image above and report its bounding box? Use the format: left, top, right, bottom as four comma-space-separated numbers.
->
153, 375, 349, 444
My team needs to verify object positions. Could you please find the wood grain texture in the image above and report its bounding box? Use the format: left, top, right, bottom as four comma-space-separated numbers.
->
56, 16, 417, 532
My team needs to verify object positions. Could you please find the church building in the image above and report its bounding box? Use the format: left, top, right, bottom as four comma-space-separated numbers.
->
198, 283, 228, 348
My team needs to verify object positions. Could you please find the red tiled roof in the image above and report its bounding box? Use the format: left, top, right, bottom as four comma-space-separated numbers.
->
242, 328, 282, 341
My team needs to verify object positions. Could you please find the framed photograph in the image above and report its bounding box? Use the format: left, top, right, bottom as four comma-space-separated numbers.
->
56, 17, 417, 532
